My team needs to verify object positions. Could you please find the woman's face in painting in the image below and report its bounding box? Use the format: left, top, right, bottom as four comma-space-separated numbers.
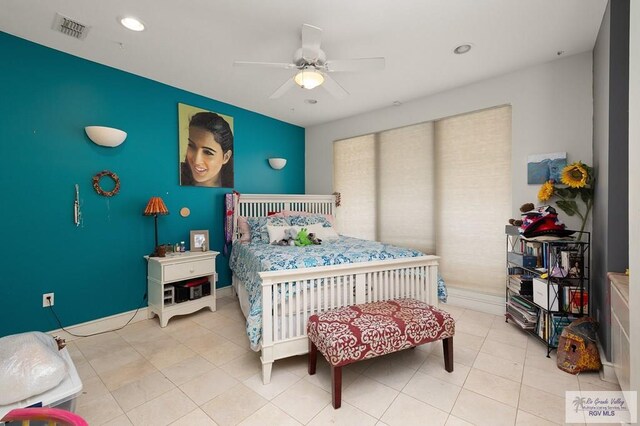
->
186, 126, 232, 187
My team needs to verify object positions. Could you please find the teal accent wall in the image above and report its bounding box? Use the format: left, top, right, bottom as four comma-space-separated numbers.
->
0, 32, 305, 337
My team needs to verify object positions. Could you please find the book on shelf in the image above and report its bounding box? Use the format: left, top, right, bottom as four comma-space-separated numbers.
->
508, 266, 525, 275
560, 250, 573, 276
507, 301, 537, 322
506, 305, 536, 330
524, 241, 543, 268
567, 252, 584, 279
508, 274, 533, 295
561, 286, 579, 311
507, 294, 538, 330
509, 294, 537, 314
549, 314, 576, 346
569, 290, 589, 314
536, 314, 547, 340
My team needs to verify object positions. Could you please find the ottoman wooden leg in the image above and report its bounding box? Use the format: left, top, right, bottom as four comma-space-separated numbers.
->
308, 340, 318, 375
331, 365, 342, 409
443, 337, 454, 372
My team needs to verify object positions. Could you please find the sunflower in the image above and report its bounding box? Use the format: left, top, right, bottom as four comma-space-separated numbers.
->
561, 162, 588, 188
538, 180, 554, 202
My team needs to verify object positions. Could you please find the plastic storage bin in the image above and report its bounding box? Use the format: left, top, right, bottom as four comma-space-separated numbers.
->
0, 346, 83, 423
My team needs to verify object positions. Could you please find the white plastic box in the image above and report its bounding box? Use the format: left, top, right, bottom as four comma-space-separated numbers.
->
533, 277, 559, 311
0, 346, 83, 421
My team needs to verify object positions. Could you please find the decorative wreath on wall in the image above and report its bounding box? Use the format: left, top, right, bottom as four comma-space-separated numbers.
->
92, 170, 120, 197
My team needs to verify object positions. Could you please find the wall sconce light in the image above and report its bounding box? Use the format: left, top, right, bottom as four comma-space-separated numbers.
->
85, 126, 127, 147
268, 158, 287, 170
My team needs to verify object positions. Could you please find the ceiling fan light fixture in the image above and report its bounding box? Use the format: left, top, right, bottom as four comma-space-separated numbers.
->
294, 68, 324, 90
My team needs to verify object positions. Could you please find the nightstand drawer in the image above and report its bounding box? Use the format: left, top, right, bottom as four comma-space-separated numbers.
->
163, 259, 214, 282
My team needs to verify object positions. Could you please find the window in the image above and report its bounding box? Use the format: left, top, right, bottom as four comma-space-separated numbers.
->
333, 134, 376, 240
334, 123, 435, 253
434, 106, 512, 295
333, 106, 511, 295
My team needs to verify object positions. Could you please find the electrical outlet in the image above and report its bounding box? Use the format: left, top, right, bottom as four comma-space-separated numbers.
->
43, 292, 54, 308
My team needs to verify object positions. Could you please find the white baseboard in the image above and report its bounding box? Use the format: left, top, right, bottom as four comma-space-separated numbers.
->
48, 307, 150, 342
217, 285, 233, 298
445, 286, 505, 316
49, 287, 235, 342
597, 339, 619, 384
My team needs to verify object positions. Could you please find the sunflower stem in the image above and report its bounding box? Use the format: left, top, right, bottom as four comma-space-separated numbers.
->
577, 198, 593, 241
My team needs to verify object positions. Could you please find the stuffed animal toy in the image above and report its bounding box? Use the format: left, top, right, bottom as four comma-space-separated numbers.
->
308, 232, 322, 245
294, 228, 313, 246
284, 227, 298, 241
508, 203, 535, 227
509, 203, 573, 238
272, 228, 298, 246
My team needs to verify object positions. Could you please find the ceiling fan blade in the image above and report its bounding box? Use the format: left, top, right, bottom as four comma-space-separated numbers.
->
234, 61, 296, 69
269, 77, 297, 99
325, 57, 386, 72
301, 24, 323, 61
322, 74, 348, 99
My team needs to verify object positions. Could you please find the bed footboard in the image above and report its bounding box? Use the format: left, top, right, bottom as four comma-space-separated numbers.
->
258, 255, 439, 384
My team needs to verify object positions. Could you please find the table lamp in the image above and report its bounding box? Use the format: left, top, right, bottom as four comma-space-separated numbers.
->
143, 197, 169, 256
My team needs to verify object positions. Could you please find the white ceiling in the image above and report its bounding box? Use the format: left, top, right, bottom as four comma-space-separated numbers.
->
0, 0, 607, 127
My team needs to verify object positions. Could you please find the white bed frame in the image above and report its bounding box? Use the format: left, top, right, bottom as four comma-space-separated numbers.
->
231, 194, 440, 384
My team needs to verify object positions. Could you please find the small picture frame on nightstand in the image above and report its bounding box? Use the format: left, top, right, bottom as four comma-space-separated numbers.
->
190, 230, 209, 252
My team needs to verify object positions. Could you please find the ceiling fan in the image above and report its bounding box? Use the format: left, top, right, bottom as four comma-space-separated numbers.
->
234, 24, 385, 99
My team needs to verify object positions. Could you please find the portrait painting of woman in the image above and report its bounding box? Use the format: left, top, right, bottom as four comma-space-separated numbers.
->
178, 103, 234, 188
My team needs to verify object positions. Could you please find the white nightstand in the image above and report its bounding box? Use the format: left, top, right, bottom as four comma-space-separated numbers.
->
146, 251, 218, 327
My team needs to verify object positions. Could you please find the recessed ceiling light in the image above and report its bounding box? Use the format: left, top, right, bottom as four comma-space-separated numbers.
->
119, 16, 145, 32
453, 44, 472, 55
304, 99, 318, 104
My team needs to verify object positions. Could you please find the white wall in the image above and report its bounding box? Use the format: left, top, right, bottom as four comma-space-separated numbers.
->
306, 52, 594, 230
628, 0, 639, 410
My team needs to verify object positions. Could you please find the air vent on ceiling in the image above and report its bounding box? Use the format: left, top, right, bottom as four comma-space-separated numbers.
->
52, 13, 90, 40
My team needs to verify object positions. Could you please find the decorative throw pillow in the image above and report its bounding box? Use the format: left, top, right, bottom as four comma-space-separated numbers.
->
282, 210, 336, 228
246, 217, 265, 242
237, 216, 251, 243
247, 216, 288, 243
287, 215, 332, 228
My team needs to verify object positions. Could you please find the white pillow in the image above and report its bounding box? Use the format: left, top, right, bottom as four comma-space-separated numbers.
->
305, 223, 340, 241
267, 224, 340, 244
267, 224, 289, 243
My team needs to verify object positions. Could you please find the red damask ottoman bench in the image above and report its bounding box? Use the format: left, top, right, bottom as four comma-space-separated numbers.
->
307, 298, 455, 409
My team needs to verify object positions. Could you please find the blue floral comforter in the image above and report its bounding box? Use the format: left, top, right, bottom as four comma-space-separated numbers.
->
229, 236, 446, 350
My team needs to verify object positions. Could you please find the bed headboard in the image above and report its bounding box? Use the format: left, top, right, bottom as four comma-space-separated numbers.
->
232, 194, 336, 241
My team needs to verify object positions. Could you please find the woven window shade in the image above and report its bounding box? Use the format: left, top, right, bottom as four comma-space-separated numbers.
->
434, 105, 512, 295
378, 123, 435, 253
334, 135, 376, 239
333, 105, 511, 296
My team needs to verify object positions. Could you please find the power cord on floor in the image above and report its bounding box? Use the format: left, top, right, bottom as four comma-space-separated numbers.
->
45, 292, 147, 338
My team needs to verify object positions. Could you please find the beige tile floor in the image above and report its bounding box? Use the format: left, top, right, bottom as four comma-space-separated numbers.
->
69, 297, 620, 426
